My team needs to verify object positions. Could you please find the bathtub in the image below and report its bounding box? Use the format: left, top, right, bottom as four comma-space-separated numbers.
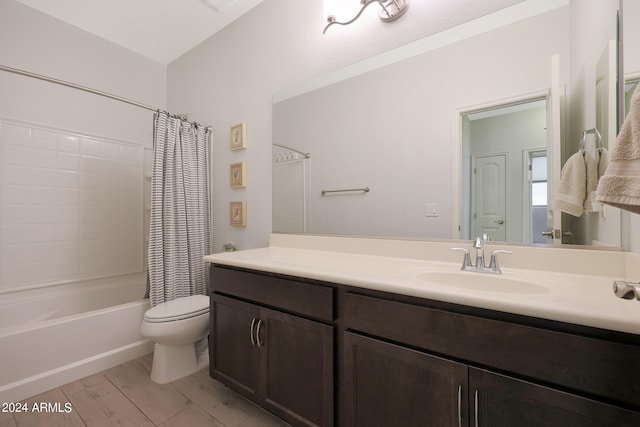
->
0, 272, 152, 402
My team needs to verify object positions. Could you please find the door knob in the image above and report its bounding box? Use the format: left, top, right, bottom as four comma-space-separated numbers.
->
541, 231, 553, 236
495, 219, 504, 224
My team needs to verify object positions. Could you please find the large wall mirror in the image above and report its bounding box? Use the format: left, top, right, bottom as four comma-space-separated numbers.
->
273, 0, 628, 248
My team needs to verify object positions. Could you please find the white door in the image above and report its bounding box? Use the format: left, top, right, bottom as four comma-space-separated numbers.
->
546, 54, 564, 244
472, 153, 507, 241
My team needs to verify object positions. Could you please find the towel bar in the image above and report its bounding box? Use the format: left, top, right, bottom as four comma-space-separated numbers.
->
321, 187, 370, 195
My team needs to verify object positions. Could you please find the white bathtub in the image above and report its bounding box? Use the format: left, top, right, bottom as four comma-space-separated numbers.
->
0, 272, 152, 402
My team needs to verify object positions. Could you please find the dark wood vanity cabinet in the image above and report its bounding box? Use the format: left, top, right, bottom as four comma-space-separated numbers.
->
211, 264, 640, 427
344, 331, 640, 426
469, 368, 640, 426
343, 331, 468, 426
344, 291, 640, 426
210, 266, 335, 427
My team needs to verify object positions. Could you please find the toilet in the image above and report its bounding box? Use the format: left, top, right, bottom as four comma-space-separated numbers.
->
140, 295, 210, 384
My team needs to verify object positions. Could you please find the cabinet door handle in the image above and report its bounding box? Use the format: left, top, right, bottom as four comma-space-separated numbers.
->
256, 319, 263, 348
474, 389, 479, 427
457, 385, 463, 427
250, 318, 256, 346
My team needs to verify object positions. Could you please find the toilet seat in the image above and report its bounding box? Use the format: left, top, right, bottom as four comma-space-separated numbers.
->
144, 295, 209, 323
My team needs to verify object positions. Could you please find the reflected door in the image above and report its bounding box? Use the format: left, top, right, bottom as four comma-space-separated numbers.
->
546, 54, 563, 244
472, 153, 507, 241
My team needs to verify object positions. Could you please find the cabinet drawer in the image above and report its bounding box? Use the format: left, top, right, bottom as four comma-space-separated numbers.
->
211, 265, 334, 322
345, 292, 640, 409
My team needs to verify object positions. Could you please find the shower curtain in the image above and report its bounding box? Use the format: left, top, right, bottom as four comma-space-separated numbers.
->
148, 112, 211, 307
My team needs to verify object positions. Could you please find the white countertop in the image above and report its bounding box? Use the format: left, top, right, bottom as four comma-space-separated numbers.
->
204, 234, 640, 336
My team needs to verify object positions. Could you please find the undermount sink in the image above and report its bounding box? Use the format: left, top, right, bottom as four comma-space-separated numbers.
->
416, 271, 550, 294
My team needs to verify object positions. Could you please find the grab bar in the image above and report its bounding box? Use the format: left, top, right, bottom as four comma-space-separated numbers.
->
321, 187, 370, 195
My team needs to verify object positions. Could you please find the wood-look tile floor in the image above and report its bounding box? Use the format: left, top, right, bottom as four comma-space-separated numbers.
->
1, 354, 291, 427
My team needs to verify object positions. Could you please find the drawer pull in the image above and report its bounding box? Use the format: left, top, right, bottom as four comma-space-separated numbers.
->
256, 319, 264, 348
474, 389, 479, 427
250, 318, 256, 346
458, 384, 463, 427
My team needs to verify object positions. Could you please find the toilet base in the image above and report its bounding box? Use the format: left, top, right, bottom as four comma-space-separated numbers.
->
150, 339, 209, 384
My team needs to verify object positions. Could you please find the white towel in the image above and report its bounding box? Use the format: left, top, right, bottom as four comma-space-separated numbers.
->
596, 87, 640, 213
553, 151, 586, 217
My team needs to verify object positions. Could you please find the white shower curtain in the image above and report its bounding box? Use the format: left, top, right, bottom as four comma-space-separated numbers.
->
148, 112, 211, 307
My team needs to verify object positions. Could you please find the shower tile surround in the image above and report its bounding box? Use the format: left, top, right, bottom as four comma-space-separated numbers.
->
0, 120, 145, 290
272, 160, 307, 233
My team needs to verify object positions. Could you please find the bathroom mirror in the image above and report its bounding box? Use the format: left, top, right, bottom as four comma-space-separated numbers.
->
273, 1, 624, 247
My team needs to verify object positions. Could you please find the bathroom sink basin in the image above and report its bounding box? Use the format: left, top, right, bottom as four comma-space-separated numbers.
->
416, 271, 549, 294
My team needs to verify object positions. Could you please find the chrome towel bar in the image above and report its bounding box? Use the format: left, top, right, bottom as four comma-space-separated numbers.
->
321, 187, 370, 195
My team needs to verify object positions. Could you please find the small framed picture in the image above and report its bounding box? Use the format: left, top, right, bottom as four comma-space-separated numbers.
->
230, 162, 247, 188
230, 123, 246, 150
230, 201, 247, 227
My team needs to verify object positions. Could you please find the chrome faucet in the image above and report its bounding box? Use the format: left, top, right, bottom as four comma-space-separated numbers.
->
473, 236, 485, 269
451, 235, 513, 274
613, 281, 640, 300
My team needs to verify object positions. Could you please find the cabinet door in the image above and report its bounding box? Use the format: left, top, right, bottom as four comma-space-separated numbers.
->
470, 368, 640, 427
210, 294, 260, 401
344, 332, 468, 427
260, 308, 334, 427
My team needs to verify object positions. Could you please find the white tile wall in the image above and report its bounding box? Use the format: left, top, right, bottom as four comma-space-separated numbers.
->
272, 161, 307, 233
0, 120, 144, 290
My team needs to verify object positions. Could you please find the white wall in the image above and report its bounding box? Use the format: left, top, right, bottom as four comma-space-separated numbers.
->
0, 1, 166, 143
568, 0, 622, 246
272, 5, 564, 240
0, 1, 166, 289
168, 0, 569, 251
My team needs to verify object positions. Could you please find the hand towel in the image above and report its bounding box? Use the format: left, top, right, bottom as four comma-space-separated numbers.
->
596, 88, 640, 213
584, 151, 598, 213
553, 151, 586, 217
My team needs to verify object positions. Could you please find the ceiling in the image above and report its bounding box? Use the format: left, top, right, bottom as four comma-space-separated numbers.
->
15, 0, 264, 64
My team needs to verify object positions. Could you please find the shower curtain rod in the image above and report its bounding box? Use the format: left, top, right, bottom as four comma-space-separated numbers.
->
0, 64, 212, 132
272, 143, 310, 158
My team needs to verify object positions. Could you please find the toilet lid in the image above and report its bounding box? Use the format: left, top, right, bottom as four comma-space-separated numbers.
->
144, 295, 209, 323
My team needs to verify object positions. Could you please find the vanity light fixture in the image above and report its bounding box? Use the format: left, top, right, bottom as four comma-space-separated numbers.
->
323, 0, 410, 34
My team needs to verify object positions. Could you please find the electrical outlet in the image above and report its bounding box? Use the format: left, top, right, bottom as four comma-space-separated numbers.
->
425, 203, 439, 217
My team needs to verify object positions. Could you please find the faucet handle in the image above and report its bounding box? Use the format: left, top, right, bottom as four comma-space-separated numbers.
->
488, 250, 513, 273
613, 281, 640, 300
451, 247, 472, 270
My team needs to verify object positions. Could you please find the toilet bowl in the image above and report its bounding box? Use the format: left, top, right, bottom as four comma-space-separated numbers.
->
140, 295, 210, 384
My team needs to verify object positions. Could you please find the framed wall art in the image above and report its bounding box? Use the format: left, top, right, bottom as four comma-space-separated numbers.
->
230, 201, 247, 227
230, 123, 246, 150
230, 162, 247, 188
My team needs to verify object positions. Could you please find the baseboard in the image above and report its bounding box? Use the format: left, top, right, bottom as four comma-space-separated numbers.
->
0, 339, 153, 403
